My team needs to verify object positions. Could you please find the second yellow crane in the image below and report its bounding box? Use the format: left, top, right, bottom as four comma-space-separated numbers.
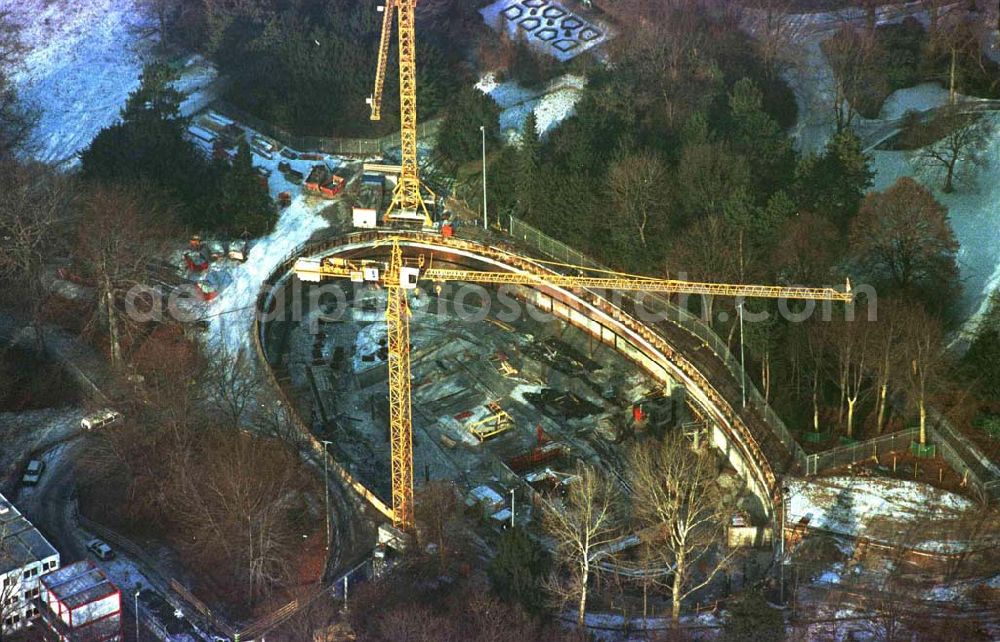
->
368, 0, 434, 227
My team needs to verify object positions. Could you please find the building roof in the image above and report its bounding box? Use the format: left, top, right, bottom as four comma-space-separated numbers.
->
0, 493, 58, 575
41, 561, 118, 610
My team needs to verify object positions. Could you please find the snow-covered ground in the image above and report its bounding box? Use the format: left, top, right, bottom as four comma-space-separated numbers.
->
2, 0, 154, 166
476, 72, 586, 141
869, 112, 1000, 328
878, 82, 951, 120
4, 1, 225, 168
175, 54, 223, 117
0, 406, 85, 469
205, 197, 331, 353
786, 476, 984, 553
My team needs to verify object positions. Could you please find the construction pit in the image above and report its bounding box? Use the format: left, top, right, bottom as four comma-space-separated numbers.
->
257, 233, 777, 542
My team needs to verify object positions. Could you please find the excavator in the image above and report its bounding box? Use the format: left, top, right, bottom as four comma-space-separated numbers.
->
294, 241, 853, 528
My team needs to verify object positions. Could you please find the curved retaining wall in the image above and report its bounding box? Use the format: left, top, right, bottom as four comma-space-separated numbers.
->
254, 231, 787, 521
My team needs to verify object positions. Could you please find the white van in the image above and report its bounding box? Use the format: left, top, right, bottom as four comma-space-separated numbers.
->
81, 410, 122, 431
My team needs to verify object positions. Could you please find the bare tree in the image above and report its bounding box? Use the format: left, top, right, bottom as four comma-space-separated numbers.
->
870, 300, 903, 435
822, 25, 884, 132
607, 150, 668, 248
849, 177, 960, 313
73, 185, 174, 368
826, 315, 874, 438
542, 462, 622, 629
203, 344, 261, 428
130, 323, 204, 425
168, 429, 310, 605
912, 108, 993, 193
898, 304, 946, 446
611, 4, 721, 129
628, 433, 736, 625
740, 0, 808, 80
931, 9, 990, 105
805, 320, 828, 435
668, 214, 748, 325
0, 160, 75, 344
0, 9, 35, 159
413, 480, 464, 573
135, 0, 182, 41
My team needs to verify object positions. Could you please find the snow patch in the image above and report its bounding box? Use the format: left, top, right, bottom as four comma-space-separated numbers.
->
99, 557, 154, 594
352, 321, 387, 373
207, 198, 330, 353
476, 72, 586, 139
879, 82, 950, 120
787, 476, 976, 552
2, 0, 155, 166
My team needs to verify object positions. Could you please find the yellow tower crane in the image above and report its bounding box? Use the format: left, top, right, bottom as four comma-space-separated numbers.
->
294, 239, 853, 529
368, 0, 434, 227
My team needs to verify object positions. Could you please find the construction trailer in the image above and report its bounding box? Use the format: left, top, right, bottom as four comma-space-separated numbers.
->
353, 173, 387, 228
305, 164, 346, 199
38, 561, 122, 642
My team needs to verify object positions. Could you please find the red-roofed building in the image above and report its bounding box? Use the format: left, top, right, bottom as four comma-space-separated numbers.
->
38, 561, 122, 642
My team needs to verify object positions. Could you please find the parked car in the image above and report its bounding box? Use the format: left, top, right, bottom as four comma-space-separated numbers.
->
86, 539, 115, 561
22, 460, 45, 486
81, 409, 122, 431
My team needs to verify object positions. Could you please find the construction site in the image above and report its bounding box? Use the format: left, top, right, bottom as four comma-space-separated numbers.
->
266, 254, 704, 528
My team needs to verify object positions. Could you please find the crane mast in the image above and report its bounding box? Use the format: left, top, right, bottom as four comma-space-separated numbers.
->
385, 240, 415, 528
369, 0, 432, 226
294, 243, 853, 529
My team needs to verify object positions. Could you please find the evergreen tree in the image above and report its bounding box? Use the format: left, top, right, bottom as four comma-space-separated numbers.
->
434, 86, 501, 171
82, 63, 274, 236
727, 78, 795, 197
487, 527, 551, 615
720, 591, 785, 642
122, 62, 185, 122
794, 130, 873, 230
962, 292, 1000, 401
210, 139, 276, 236
515, 112, 540, 216
510, 38, 547, 89
475, 145, 519, 226
81, 63, 207, 227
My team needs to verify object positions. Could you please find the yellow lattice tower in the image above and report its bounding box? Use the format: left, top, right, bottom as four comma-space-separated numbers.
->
385, 238, 415, 527
369, 0, 432, 226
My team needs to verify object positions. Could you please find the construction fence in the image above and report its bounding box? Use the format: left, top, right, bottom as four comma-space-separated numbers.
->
801, 428, 920, 476
210, 100, 442, 157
